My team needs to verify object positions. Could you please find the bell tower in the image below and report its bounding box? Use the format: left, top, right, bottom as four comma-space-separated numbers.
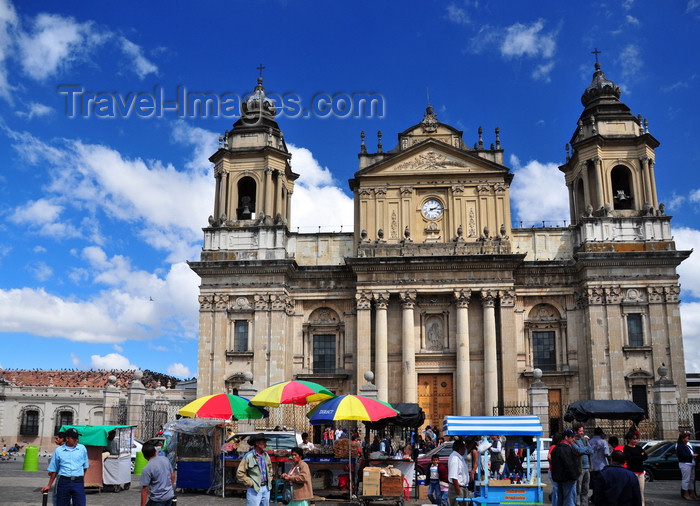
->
208, 75, 298, 228
560, 60, 660, 225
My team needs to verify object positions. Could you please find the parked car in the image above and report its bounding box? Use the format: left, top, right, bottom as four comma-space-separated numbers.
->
416, 441, 453, 475
643, 440, 700, 482
130, 438, 143, 473
641, 440, 664, 451
235, 431, 302, 451
528, 437, 553, 472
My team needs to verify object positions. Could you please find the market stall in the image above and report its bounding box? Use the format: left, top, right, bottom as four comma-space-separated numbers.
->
363, 403, 424, 498
163, 418, 225, 492
443, 415, 545, 506
60, 424, 136, 492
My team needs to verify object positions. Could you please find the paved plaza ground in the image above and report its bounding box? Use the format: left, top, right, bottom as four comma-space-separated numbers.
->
0, 457, 694, 505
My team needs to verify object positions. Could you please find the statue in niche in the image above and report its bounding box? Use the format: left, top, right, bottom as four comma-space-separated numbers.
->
426, 320, 443, 350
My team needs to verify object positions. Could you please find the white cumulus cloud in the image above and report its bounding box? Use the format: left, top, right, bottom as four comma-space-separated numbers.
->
119, 36, 157, 78
501, 20, 556, 59
167, 363, 191, 378
508, 155, 569, 225
90, 353, 138, 371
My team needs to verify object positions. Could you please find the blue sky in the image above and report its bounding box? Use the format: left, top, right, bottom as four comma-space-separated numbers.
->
0, 0, 699, 380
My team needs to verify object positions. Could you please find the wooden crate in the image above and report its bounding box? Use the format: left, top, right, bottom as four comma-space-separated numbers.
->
381, 475, 403, 496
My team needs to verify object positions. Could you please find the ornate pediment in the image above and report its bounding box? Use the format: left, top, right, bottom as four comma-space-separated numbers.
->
394, 150, 469, 172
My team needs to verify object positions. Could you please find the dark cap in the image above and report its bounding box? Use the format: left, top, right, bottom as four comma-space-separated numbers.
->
248, 433, 270, 445
562, 429, 575, 438
64, 428, 81, 439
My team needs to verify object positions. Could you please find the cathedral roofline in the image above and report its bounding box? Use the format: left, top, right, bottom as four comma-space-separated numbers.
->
351, 136, 510, 181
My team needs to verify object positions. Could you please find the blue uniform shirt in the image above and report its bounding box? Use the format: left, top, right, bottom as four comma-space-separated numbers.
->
47, 444, 89, 477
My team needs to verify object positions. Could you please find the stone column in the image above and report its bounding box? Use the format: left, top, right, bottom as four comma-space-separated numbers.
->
275, 172, 284, 218
640, 156, 652, 206
593, 157, 604, 209
400, 291, 417, 403
528, 369, 550, 438
286, 189, 293, 225
355, 292, 372, 395
499, 290, 518, 405
374, 292, 390, 403
482, 290, 498, 416
649, 159, 658, 209
454, 289, 471, 416
127, 371, 146, 439
102, 375, 121, 425
567, 182, 576, 225
264, 168, 273, 218
652, 365, 679, 440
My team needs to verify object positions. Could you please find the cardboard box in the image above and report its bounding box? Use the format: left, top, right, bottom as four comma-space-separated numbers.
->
381, 475, 404, 496
418, 484, 429, 500
362, 467, 382, 496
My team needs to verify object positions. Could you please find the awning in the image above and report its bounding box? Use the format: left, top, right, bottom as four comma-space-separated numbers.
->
443, 415, 543, 437
563, 400, 646, 424
364, 402, 426, 430
60, 424, 136, 447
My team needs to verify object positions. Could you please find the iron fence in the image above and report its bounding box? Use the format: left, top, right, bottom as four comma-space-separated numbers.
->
677, 400, 700, 437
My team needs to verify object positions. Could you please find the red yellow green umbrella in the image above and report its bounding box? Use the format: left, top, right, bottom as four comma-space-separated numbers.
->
250, 380, 335, 407
178, 393, 268, 420
306, 394, 398, 424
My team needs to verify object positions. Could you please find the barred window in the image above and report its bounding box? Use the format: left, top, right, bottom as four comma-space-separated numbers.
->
233, 320, 248, 352
54, 410, 74, 435
627, 314, 644, 347
20, 409, 39, 436
313, 334, 335, 374
533, 331, 556, 372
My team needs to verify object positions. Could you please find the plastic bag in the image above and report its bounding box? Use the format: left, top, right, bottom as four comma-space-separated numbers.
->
282, 482, 293, 505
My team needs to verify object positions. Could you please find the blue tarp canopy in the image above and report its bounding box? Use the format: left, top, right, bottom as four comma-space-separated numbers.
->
443, 415, 544, 437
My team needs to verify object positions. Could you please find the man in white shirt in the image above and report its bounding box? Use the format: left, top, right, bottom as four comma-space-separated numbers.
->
448, 439, 469, 506
299, 433, 315, 451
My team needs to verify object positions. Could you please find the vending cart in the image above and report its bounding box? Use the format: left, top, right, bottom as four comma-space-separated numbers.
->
60, 424, 136, 492
443, 415, 545, 505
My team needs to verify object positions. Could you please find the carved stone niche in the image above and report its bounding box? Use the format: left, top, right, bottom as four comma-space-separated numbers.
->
420, 311, 449, 352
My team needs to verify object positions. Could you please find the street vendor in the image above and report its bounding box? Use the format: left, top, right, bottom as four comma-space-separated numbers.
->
237, 433, 273, 506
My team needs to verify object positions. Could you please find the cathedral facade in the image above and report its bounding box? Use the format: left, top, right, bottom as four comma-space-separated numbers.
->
189, 65, 690, 428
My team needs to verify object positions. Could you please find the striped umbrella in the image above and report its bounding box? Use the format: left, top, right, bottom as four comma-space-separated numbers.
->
178, 393, 268, 420
250, 380, 335, 407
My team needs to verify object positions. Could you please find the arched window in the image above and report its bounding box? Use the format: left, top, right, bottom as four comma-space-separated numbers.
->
611, 165, 633, 210
20, 406, 41, 436
53, 407, 76, 435
525, 303, 565, 372
303, 307, 344, 375
236, 176, 257, 219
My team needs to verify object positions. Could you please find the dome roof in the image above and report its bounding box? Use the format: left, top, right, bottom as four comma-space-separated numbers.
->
581, 61, 621, 107
242, 76, 276, 118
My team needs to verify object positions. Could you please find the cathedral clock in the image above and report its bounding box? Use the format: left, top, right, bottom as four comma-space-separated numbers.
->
421, 199, 443, 220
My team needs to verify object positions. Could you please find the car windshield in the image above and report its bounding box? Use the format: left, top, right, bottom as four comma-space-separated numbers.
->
237, 433, 299, 450
646, 442, 671, 457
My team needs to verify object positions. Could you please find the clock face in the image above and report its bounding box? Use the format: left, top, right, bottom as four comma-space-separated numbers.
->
422, 199, 443, 219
